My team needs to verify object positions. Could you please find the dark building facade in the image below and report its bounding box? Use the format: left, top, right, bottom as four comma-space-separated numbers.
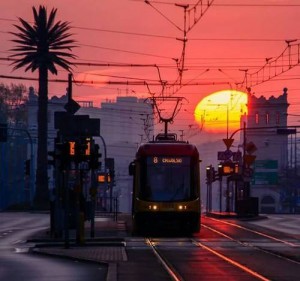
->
247, 88, 299, 213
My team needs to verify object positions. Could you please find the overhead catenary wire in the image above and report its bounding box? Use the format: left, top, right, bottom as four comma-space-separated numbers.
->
2, 5, 300, 108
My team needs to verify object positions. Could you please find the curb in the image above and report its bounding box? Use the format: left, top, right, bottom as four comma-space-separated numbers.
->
205, 212, 268, 221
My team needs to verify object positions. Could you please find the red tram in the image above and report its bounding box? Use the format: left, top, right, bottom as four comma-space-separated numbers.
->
129, 134, 201, 234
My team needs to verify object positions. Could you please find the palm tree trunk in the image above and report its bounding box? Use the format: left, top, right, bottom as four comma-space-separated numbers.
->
34, 65, 49, 209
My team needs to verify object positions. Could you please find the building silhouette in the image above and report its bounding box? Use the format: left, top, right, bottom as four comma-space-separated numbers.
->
246, 88, 299, 213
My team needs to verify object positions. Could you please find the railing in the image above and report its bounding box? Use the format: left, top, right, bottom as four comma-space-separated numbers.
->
94, 196, 119, 221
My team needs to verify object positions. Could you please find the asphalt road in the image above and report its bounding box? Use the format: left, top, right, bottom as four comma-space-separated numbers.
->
0, 212, 107, 281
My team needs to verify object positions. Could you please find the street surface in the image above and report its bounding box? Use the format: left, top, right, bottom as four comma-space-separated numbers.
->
1, 212, 300, 281
0, 212, 107, 281
121, 214, 300, 281
247, 214, 300, 237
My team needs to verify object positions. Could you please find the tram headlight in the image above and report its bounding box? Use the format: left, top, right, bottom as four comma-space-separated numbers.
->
149, 205, 158, 210
178, 205, 187, 210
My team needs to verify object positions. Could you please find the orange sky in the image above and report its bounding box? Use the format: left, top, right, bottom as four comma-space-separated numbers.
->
1, 0, 300, 142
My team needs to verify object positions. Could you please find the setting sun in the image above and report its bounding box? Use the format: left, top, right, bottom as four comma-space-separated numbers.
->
194, 90, 248, 134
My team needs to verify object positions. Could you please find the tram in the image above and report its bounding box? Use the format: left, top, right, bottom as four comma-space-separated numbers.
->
129, 133, 201, 234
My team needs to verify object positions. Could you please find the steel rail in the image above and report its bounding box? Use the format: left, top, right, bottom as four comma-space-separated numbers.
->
146, 238, 184, 281
147, 236, 272, 281
206, 217, 298, 247
192, 239, 271, 281
201, 223, 300, 265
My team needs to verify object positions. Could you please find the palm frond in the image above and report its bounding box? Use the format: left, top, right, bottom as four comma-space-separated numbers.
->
10, 5, 77, 74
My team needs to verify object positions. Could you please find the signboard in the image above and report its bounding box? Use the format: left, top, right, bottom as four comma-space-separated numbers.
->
55, 112, 100, 136
252, 160, 278, 185
277, 128, 296, 135
217, 150, 232, 161
232, 151, 242, 162
245, 141, 257, 154
223, 138, 234, 149
148, 156, 189, 165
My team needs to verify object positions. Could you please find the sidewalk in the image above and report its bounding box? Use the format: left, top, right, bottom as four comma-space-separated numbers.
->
206, 211, 268, 220
29, 213, 132, 281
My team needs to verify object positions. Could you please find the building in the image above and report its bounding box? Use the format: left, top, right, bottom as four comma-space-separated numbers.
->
246, 88, 299, 213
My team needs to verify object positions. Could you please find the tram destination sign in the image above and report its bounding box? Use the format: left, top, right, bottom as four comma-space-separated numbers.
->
148, 156, 189, 165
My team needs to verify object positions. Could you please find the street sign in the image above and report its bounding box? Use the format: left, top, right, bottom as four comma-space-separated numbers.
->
277, 128, 296, 135
218, 150, 233, 160
223, 138, 234, 149
252, 160, 278, 185
232, 151, 242, 162
245, 141, 257, 154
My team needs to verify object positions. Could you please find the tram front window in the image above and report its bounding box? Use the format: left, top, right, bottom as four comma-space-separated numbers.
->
141, 156, 191, 202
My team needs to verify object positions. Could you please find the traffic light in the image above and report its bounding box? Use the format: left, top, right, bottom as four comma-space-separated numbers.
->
105, 158, 115, 184
212, 167, 217, 181
74, 139, 89, 162
90, 142, 101, 169
97, 172, 110, 183
85, 138, 91, 156
218, 162, 240, 176
206, 165, 219, 183
48, 142, 71, 169
109, 169, 114, 182
69, 141, 76, 156
24, 159, 30, 175
97, 173, 106, 183
206, 165, 213, 183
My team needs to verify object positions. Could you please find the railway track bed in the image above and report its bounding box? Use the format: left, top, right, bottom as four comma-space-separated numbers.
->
120, 216, 300, 281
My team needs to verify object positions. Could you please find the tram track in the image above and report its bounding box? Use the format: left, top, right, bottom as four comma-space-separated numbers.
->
192, 239, 270, 281
146, 238, 184, 281
142, 217, 300, 281
145, 236, 271, 281
202, 216, 300, 264
204, 216, 299, 247
201, 223, 300, 266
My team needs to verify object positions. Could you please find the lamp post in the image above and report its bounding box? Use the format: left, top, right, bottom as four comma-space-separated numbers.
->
98, 135, 108, 209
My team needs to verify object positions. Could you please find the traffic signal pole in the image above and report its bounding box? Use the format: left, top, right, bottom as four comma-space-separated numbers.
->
63, 169, 70, 249
76, 168, 85, 245
219, 178, 222, 212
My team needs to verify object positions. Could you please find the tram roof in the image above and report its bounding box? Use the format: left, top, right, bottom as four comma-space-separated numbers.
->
136, 141, 199, 156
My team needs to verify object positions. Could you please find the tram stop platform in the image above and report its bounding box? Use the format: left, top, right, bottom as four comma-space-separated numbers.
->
28, 213, 132, 281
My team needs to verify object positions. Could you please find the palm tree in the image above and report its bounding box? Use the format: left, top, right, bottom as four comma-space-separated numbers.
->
10, 6, 76, 208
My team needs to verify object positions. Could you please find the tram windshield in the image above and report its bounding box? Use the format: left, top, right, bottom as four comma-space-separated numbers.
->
140, 156, 192, 202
